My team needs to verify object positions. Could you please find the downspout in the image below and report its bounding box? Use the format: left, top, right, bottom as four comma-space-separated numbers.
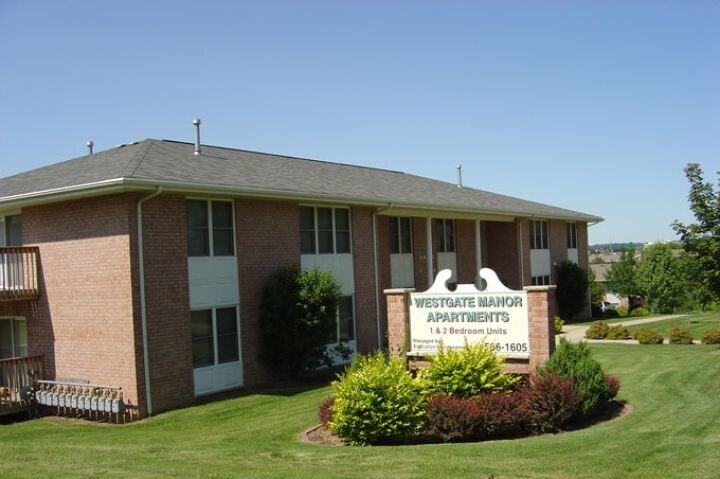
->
137, 186, 162, 416
518, 220, 525, 287
372, 212, 382, 349
426, 217, 433, 286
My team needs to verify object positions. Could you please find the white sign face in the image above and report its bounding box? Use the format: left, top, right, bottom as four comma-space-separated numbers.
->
408, 268, 530, 358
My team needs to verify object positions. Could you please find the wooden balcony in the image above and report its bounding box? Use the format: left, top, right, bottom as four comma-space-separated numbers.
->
0, 355, 42, 416
0, 247, 39, 302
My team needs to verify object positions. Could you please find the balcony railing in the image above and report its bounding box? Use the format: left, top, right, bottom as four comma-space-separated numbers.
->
0, 355, 42, 416
0, 247, 39, 301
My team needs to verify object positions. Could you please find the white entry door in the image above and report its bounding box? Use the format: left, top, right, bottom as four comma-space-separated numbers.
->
192, 306, 243, 396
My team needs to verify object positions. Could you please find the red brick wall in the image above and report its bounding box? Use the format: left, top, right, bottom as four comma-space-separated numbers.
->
577, 222, 589, 268
235, 199, 300, 387
351, 207, 380, 352
485, 221, 522, 289
455, 219, 477, 284
138, 194, 193, 414
549, 220, 567, 283
22, 194, 142, 413
412, 218, 429, 291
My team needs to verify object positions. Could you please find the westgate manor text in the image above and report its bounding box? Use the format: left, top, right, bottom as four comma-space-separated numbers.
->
413, 295, 524, 323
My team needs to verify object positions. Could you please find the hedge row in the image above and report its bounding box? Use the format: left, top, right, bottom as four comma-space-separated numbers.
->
322, 340, 619, 445
585, 321, 720, 345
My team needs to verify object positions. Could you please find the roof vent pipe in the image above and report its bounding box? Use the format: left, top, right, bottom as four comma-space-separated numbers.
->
456, 164, 463, 188
86, 140, 94, 155
192, 118, 201, 156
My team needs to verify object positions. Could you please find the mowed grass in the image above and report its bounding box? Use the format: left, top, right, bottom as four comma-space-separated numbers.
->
626, 311, 720, 338
1, 344, 719, 479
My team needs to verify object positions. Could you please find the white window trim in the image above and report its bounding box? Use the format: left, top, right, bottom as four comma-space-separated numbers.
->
390, 216, 413, 255
0, 316, 27, 359
436, 218, 455, 253
529, 220, 549, 250
191, 305, 241, 370
300, 205, 352, 255
186, 198, 237, 258
567, 222, 578, 249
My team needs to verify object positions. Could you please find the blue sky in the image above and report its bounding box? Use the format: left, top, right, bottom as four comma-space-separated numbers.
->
0, 1, 717, 245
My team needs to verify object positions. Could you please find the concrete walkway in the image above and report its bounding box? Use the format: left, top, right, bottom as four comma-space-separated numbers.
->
560, 314, 687, 344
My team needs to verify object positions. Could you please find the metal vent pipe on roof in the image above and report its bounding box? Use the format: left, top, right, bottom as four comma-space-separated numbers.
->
193, 118, 201, 156
86, 140, 94, 155
456, 164, 463, 188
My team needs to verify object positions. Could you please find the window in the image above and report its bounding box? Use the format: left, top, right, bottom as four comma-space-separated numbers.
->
531, 275, 551, 286
529, 220, 548, 250
191, 307, 239, 369
328, 295, 355, 343
299, 206, 351, 254
0, 317, 27, 359
0, 215, 22, 247
186, 200, 235, 257
436, 219, 455, 253
389, 217, 412, 254
567, 222, 578, 249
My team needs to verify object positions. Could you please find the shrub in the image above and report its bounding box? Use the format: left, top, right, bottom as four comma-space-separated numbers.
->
329, 352, 426, 445
555, 261, 590, 322
258, 267, 341, 375
701, 328, 720, 344
473, 392, 526, 439
554, 316, 564, 335
605, 375, 621, 400
425, 395, 482, 442
606, 325, 631, 340
630, 307, 650, 317
585, 321, 609, 339
615, 307, 629, 317
632, 327, 664, 344
669, 327, 694, 345
603, 309, 620, 319
541, 339, 611, 417
318, 397, 334, 426
419, 341, 519, 399
521, 373, 581, 433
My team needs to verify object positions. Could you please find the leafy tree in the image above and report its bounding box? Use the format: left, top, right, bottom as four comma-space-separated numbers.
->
258, 267, 341, 376
555, 261, 590, 322
672, 163, 720, 301
588, 269, 605, 304
606, 250, 640, 298
635, 244, 686, 313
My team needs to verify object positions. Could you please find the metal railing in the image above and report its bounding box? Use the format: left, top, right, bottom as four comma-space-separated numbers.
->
0, 247, 39, 301
0, 355, 42, 416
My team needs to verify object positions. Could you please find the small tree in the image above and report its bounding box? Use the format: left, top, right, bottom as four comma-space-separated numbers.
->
588, 269, 605, 304
555, 261, 589, 322
635, 243, 687, 313
258, 267, 341, 376
672, 163, 720, 302
606, 249, 640, 299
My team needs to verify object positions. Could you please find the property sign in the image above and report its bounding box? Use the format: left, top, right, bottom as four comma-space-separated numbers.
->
408, 269, 530, 358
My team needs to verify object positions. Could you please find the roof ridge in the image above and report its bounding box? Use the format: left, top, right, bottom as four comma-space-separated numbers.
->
125, 139, 156, 178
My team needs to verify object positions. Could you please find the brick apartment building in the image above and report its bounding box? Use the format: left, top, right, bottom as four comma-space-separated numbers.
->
0, 138, 601, 417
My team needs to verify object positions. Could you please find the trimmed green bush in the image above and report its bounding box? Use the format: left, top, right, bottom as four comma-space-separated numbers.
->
554, 316, 564, 335
632, 327, 664, 344
603, 309, 620, 319
606, 325, 631, 340
419, 341, 519, 399
701, 328, 720, 344
630, 307, 651, 317
329, 352, 426, 445
615, 307, 629, 317
541, 339, 611, 417
585, 321, 609, 339
669, 327, 694, 345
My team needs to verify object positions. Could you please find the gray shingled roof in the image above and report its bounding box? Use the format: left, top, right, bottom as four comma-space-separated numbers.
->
0, 139, 602, 222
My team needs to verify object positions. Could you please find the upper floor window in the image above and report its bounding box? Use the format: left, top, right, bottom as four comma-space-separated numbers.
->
567, 222, 578, 249
186, 200, 235, 257
436, 219, 455, 253
300, 206, 351, 254
389, 217, 412, 254
529, 220, 548, 250
0, 214, 22, 247
0, 317, 27, 359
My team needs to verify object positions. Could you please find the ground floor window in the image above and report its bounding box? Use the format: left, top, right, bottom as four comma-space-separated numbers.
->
0, 317, 27, 359
191, 306, 239, 369
328, 295, 355, 344
531, 275, 551, 286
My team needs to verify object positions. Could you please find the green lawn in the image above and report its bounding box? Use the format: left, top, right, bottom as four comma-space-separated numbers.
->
1, 344, 719, 478
626, 311, 720, 338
